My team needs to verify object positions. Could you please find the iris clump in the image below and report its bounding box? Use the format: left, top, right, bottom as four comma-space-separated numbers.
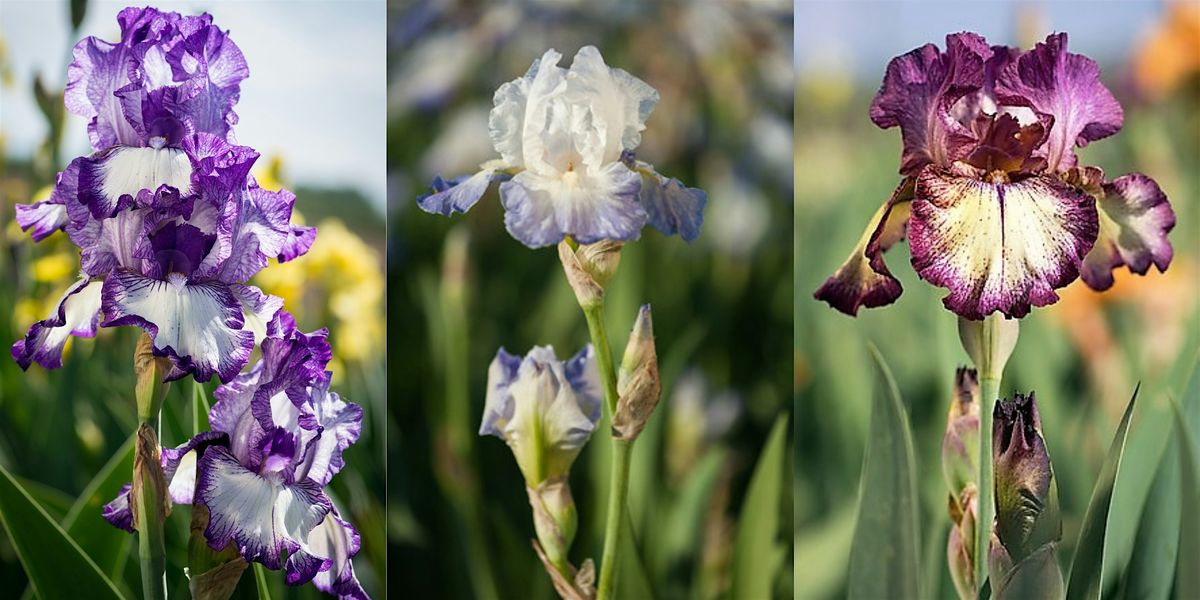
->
815, 32, 1175, 320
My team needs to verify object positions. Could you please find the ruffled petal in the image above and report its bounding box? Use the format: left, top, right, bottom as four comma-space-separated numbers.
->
994, 33, 1123, 173
15, 200, 68, 242
101, 271, 253, 382
566, 46, 660, 165
198, 446, 331, 570
232, 284, 284, 346
294, 380, 363, 488
501, 162, 645, 248
102, 431, 228, 532
211, 369, 267, 467
416, 168, 509, 217
162, 20, 249, 141
77, 146, 194, 219
200, 185, 299, 283
182, 133, 259, 206
909, 166, 1098, 319
102, 484, 134, 533
630, 161, 706, 242
1080, 173, 1175, 290
490, 62, 535, 168
814, 178, 914, 315
306, 511, 368, 599
280, 225, 317, 262
870, 32, 992, 175
11, 276, 104, 370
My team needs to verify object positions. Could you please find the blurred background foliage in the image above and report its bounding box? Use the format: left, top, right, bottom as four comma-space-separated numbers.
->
795, 2, 1200, 598
387, 0, 793, 598
0, 1, 386, 597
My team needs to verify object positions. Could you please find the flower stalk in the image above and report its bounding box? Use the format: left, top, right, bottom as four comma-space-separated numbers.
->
133, 334, 171, 600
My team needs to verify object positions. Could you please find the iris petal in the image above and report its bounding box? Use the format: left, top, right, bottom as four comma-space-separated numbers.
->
1080, 173, 1175, 290
501, 163, 645, 248
814, 178, 914, 316
909, 166, 1098, 319
416, 168, 508, 217
14, 200, 68, 242
11, 276, 104, 370
306, 511, 368, 600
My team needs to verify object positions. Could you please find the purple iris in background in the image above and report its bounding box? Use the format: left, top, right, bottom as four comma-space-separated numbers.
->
815, 32, 1175, 319
103, 314, 367, 599
416, 46, 707, 248
13, 6, 316, 382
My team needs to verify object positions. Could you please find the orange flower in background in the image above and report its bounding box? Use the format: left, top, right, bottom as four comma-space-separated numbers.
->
1133, 1, 1200, 101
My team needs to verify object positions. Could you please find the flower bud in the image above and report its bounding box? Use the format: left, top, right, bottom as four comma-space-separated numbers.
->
947, 484, 978, 600
943, 368, 981, 494
614, 305, 661, 441
558, 240, 623, 309
528, 476, 578, 570
993, 392, 1061, 561
989, 536, 1063, 600
957, 316, 1018, 381
479, 345, 602, 486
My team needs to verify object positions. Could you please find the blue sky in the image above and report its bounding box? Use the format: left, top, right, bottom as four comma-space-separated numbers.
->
1, 0, 386, 214
795, 0, 1167, 80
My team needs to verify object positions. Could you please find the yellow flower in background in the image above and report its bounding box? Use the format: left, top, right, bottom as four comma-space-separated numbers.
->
9, 186, 83, 337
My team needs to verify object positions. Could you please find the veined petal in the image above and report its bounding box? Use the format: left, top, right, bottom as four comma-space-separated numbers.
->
182, 133, 259, 206
198, 446, 331, 570
994, 33, 1123, 172
101, 271, 254, 382
630, 161, 706, 242
416, 168, 509, 217
163, 20, 249, 141
502, 162, 645, 248
566, 46, 659, 165
102, 484, 135, 533
11, 277, 104, 370
870, 32, 991, 175
102, 431, 228, 532
232, 284, 284, 345
909, 167, 1098, 319
814, 178, 914, 316
480, 348, 523, 438
15, 200, 68, 242
563, 345, 603, 427
280, 225, 317, 262
305, 511, 368, 599
201, 185, 299, 283
1080, 173, 1175, 290
294, 380, 363, 488
490, 63, 535, 168
519, 49, 569, 177
78, 146, 194, 220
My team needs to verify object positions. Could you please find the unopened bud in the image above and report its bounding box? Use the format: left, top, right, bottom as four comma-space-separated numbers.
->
993, 392, 1061, 561
942, 368, 980, 493
558, 240, 622, 309
988, 536, 1063, 600
528, 476, 578, 570
130, 423, 170, 531
614, 305, 661, 440
947, 484, 977, 600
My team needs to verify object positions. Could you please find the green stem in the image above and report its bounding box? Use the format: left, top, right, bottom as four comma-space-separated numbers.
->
972, 313, 1005, 594
583, 303, 629, 600
134, 337, 170, 600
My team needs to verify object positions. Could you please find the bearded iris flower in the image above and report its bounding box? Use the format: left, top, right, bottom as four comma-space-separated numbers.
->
12, 6, 315, 382
417, 46, 707, 248
815, 32, 1175, 319
103, 315, 368, 599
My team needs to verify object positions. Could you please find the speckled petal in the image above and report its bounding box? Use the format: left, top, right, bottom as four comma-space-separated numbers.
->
909, 167, 1098, 319
11, 276, 104, 370
1080, 173, 1175, 290
15, 200, 68, 242
631, 162, 706, 242
306, 511, 368, 599
501, 163, 645, 248
814, 178, 914, 316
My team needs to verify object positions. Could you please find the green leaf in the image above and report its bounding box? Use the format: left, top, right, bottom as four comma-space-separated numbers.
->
254, 563, 273, 599
1171, 399, 1200, 600
62, 434, 136, 579
1065, 385, 1138, 600
1120, 428, 1179, 600
730, 415, 789, 600
847, 345, 920, 600
0, 461, 123, 599
193, 380, 211, 436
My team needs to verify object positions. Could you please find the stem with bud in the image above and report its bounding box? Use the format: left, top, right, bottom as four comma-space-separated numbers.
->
133, 334, 171, 600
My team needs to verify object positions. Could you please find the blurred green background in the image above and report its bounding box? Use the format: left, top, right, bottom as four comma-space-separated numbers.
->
387, 1, 794, 598
794, 2, 1200, 598
0, 1, 386, 597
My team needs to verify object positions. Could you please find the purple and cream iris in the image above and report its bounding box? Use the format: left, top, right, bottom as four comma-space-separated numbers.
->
12, 6, 315, 382
417, 46, 707, 248
103, 315, 367, 599
815, 32, 1175, 320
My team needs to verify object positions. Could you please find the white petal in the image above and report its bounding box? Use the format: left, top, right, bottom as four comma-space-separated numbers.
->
100, 146, 193, 201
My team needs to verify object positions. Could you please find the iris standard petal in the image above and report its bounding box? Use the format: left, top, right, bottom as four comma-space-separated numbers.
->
201, 185, 302, 283
232, 284, 285, 345
502, 162, 645, 248
566, 46, 659, 165
909, 166, 1098, 319
869, 32, 991, 175
294, 381, 363, 487
198, 446, 332, 570
480, 348, 523, 437
11, 276, 104, 370
101, 271, 254, 382
416, 168, 509, 217
15, 200, 69, 242
994, 33, 1123, 173
1079, 173, 1175, 290
162, 20, 249, 141
563, 344, 603, 426
814, 178, 915, 316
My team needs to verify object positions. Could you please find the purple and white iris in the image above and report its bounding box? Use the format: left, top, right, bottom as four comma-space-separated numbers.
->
13, 6, 315, 382
417, 46, 707, 248
104, 315, 368, 599
814, 32, 1175, 319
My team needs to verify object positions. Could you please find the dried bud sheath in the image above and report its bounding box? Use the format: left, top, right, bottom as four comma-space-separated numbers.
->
614, 305, 661, 440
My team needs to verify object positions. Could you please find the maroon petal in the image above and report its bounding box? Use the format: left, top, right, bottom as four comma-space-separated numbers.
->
1080, 173, 1175, 290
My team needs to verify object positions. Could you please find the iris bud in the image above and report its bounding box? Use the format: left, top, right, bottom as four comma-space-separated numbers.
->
614, 305, 661, 440
528, 476, 579, 570
943, 368, 981, 494
947, 484, 978, 600
558, 240, 623, 309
